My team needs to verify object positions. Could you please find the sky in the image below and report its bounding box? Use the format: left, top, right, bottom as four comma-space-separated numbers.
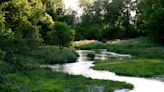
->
64, 0, 83, 16
64, 0, 79, 10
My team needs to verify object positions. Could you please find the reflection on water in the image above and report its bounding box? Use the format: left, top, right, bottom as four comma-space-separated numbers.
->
48, 50, 164, 92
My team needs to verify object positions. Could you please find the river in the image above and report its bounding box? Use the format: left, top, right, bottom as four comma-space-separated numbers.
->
48, 50, 164, 92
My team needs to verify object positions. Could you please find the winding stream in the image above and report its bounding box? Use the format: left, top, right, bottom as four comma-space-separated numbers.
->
48, 50, 164, 92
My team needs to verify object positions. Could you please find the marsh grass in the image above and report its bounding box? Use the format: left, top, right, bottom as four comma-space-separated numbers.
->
93, 58, 164, 77
0, 46, 133, 92
77, 42, 107, 50
106, 37, 164, 59
31, 46, 77, 64
1, 63, 133, 92
77, 37, 164, 59
78, 37, 164, 77
73, 40, 97, 47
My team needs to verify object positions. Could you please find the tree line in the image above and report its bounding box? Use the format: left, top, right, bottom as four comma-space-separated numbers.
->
76, 0, 164, 45
1, 0, 163, 57
0, 0, 164, 60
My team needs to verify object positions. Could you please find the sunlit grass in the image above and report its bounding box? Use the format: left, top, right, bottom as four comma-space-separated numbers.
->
73, 40, 97, 46
77, 37, 164, 59
2, 65, 133, 92
93, 58, 164, 77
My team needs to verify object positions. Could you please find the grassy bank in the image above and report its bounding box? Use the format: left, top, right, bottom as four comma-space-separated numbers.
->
1, 46, 133, 92
0, 61, 133, 92
30, 46, 77, 64
93, 59, 164, 77
77, 37, 164, 59
77, 37, 164, 77
2, 67, 133, 92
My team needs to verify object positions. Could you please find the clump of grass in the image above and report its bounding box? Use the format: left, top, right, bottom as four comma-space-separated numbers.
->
106, 37, 164, 58
78, 37, 164, 59
73, 40, 97, 46
93, 58, 164, 77
31, 46, 77, 64
78, 42, 107, 50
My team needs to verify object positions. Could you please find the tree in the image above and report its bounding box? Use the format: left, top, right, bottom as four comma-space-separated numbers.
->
47, 22, 75, 49
79, 0, 91, 7
139, 0, 164, 44
0, 13, 15, 53
77, 0, 127, 40
38, 13, 54, 44
0, 0, 46, 56
41, 0, 64, 20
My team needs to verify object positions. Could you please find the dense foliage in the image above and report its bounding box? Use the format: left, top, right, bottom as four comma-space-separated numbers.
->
76, 0, 142, 41
47, 22, 75, 49
0, 0, 76, 91
139, 0, 164, 45
76, 0, 164, 45
0, 0, 75, 59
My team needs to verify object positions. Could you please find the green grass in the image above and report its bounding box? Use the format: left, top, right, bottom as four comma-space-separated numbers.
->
1, 63, 133, 92
77, 37, 164, 59
93, 58, 164, 77
77, 37, 164, 77
0, 46, 133, 92
106, 37, 164, 59
30, 46, 77, 64
77, 42, 107, 50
